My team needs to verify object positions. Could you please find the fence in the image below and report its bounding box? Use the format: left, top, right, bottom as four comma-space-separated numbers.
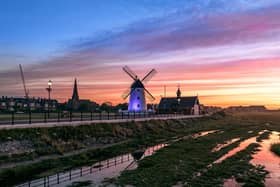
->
16, 144, 166, 187
16, 154, 133, 187
0, 111, 184, 125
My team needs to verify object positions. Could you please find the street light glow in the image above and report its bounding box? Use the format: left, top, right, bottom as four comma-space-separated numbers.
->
48, 80, 52, 86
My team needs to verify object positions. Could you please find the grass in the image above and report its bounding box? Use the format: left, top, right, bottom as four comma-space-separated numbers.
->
271, 143, 280, 157
67, 180, 92, 187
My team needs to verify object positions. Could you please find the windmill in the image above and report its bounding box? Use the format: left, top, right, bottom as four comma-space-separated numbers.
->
122, 66, 157, 112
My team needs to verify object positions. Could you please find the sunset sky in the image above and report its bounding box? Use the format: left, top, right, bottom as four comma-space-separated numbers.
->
0, 0, 280, 109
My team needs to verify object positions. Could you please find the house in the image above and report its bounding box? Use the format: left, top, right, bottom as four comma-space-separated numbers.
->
158, 87, 200, 115
0, 96, 57, 112
225, 105, 267, 112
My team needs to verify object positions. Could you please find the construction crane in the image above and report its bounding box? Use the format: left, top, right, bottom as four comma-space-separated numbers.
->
19, 64, 30, 111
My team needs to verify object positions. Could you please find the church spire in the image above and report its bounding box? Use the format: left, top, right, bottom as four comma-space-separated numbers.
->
72, 78, 79, 101
176, 83, 181, 99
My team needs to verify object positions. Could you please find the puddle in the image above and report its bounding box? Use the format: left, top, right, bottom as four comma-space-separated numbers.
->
170, 130, 218, 143
172, 181, 185, 187
213, 136, 257, 164
192, 135, 255, 182
192, 130, 218, 139
16, 130, 218, 187
224, 131, 280, 187
251, 131, 280, 187
259, 129, 269, 134
213, 130, 268, 165
212, 138, 240, 152
223, 178, 242, 187
219, 130, 280, 187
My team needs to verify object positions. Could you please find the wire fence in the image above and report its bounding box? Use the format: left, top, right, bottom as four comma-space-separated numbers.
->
15, 144, 167, 187
0, 111, 189, 125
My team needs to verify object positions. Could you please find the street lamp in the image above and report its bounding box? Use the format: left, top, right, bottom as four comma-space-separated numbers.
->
46, 80, 52, 118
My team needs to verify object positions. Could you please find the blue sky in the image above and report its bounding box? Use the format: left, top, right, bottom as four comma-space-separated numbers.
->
0, 0, 276, 63
0, 0, 190, 63
0, 0, 280, 108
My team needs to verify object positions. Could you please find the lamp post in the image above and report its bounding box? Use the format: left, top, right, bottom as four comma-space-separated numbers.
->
46, 80, 52, 118
177, 98, 181, 114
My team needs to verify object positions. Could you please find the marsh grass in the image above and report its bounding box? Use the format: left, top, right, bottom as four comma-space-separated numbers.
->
117, 130, 260, 186
67, 180, 93, 187
256, 131, 271, 142
116, 112, 280, 187
189, 143, 268, 187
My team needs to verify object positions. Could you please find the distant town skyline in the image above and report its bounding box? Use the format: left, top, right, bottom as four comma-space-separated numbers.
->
1, 0, 280, 109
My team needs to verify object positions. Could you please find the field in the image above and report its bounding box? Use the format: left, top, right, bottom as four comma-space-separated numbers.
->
0, 111, 280, 186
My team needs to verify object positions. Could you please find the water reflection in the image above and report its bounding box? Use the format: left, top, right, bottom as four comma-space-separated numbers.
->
56, 143, 168, 187
222, 131, 280, 187
213, 130, 267, 164
214, 136, 257, 164
192, 130, 218, 139
223, 178, 241, 187
172, 130, 219, 142
16, 130, 217, 187
212, 138, 240, 152
251, 131, 280, 187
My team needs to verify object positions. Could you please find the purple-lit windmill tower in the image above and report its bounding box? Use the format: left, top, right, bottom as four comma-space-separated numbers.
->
122, 66, 157, 112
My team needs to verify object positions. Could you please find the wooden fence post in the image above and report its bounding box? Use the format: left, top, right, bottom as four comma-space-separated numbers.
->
29, 111, 31, 124
57, 173, 59, 184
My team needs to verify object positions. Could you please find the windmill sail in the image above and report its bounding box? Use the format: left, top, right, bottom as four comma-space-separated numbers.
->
122, 66, 157, 112
142, 69, 157, 84
144, 87, 155, 101
123, 66, 137, 80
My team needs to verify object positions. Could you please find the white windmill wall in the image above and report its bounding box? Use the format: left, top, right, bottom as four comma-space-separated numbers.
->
128, 88, 146, 112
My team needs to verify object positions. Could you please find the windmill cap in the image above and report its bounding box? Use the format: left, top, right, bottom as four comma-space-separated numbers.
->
131, 79, 144, 88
